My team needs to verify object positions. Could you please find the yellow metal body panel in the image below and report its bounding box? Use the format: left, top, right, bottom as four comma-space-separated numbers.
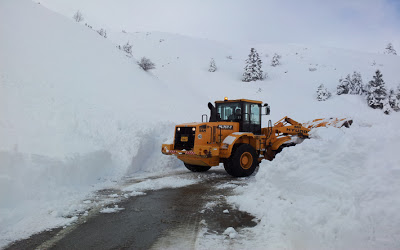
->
219, 132, 258, 158
161, 144, 174, 153
177, 155, 220, 167
271, 137, 291, 150
215, 99, 262, 104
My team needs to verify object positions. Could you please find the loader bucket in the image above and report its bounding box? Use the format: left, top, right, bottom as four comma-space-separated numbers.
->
302, 118, 353, 129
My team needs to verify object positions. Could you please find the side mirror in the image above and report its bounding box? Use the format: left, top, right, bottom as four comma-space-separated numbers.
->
264, 103, 270, 115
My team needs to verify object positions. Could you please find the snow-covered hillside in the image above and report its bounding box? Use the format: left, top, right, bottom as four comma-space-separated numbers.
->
1, 0, 400, 248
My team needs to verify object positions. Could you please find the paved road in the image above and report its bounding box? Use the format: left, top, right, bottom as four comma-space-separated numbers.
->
6, 170, 257, 249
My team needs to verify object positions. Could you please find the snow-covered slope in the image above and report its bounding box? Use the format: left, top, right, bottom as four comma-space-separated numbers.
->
106, 30, 400, 122
1, 0, 400, 248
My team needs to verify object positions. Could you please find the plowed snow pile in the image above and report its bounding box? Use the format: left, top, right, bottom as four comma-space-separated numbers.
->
228, 119, 400, 249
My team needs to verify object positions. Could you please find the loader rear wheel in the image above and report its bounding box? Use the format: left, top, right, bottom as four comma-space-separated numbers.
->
184, 163, 211, 172
223, 144, 258, 177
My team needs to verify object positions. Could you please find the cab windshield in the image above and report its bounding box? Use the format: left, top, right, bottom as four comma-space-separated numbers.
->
216, 102, 241, 121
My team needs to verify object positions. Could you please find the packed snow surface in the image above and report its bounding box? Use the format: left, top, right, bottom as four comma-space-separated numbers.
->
122, 176, 200, 193
100, 205, 125, 214
223, 227, 237, 239
1, 0, 400, 248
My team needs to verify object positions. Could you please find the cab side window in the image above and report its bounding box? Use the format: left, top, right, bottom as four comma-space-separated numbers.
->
250, 104, 260, 125
217, 103, 241, 121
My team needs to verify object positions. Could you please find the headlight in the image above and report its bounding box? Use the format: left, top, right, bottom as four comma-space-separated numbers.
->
192, 127, 196, 132
177, 127, 180, 131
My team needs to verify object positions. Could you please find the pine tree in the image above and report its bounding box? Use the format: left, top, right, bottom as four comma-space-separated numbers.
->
366, 70, 387, 109
384, 43, 397, 55
337, 74, 351, 95
208, 58, 217, 72
388, 85, 400, 111
316, 84, 331, 101
271, 53, 281, 67
242, 48, 264, 82
122, 41, 132, 55
383, 99, 391, 115
397, 84, 400, 100
73, 10, 84, 22
389, 89, 400, 111
349, 71, 364, 95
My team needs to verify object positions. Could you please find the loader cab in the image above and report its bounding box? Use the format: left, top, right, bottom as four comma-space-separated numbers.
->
215, 99, 262, 134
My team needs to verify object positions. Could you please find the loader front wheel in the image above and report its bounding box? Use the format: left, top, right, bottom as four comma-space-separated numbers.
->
224, 144, 258, 177
184, 163, 211, 172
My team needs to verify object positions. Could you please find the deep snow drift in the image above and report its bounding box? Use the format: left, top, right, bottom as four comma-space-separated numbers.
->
1, 0, 400, 248
225, 120, 400, 249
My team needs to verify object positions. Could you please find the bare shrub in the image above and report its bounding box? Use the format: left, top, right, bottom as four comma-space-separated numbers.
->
138, 57, 156, 71
97, 29, 107, 38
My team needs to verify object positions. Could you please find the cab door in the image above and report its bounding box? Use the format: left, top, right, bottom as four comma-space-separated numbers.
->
241, 102, 261, 134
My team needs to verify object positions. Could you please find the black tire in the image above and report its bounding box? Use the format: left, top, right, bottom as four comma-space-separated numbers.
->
184, 163, 211, 172
223, 144, 258, 177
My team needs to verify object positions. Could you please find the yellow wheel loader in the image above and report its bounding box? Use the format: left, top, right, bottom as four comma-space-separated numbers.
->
162, 98, 352, 177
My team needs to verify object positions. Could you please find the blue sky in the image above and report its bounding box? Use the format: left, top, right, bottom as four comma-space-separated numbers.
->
39, 0, 400, 53
387, 0, 400, 14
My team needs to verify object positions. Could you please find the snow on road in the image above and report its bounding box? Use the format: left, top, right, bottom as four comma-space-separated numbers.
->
0, 170, 206, 248
99, 205, 125, 214
122, 175, 201, 193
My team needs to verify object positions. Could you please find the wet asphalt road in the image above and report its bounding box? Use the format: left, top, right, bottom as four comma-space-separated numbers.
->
6, 170, 257, 250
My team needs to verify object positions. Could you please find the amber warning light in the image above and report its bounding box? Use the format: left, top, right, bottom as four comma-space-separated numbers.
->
224, 97, 228, 101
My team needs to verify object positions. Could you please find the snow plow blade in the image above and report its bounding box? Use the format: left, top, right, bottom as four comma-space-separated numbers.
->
302, 118, 353, 129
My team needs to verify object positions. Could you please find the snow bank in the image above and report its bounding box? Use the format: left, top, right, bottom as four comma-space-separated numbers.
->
0, 0, 182, 246
229, 118, 400, 249
0, 118, 181, 246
